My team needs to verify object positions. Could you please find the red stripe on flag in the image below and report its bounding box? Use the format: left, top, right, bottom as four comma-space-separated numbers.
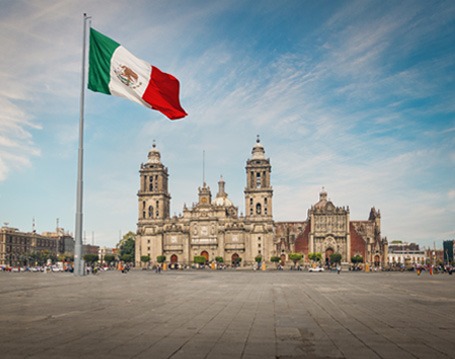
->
142, 66, 187, 120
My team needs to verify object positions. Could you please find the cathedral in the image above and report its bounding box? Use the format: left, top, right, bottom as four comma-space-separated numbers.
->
135, 138, 388, 268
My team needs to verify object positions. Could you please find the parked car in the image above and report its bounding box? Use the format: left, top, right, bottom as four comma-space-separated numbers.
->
308, 266, 324, 272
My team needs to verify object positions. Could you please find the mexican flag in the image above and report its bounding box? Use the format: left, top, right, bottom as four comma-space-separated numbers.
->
88, 28, 187, 120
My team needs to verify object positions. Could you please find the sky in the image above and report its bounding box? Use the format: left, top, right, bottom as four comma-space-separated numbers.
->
0, 0, 454, 249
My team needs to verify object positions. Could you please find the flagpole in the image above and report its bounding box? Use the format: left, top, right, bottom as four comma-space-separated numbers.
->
74, 13, 90, 276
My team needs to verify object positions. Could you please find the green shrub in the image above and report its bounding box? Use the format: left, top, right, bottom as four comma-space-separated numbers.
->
289, 253, 303, 264
193, 256, 206, 265
270, 256, 280, 263
330, 253, 342, 264
351, 255, 363, 264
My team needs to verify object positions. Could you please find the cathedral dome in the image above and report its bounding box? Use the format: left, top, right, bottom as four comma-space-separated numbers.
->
213, 176, 233, 207
147, 142, 161, 164
251, 135, 266, 160
213, 196, 234, 207
314, 187, 328, 209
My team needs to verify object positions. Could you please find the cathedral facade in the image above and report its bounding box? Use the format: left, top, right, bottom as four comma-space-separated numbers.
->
135, 138, 274, 267
135, 138, 388, 267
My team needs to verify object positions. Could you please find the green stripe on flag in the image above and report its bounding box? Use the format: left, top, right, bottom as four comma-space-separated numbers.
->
88, 28, 120, 94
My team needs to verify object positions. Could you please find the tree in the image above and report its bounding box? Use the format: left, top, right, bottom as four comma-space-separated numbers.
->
156, 255, 166, 264
254, 255, 263, 263
140, 255, 151, 268
28, 250, 57, 266
330, 253, 342, 264
83, 254, 99, 265
117, 231, 135, 264
308, 252, 322, 263
104, 254, 116, 265
351, 255, 364, 264
289, 253, 303, 267
42, 250, 57, 264
215, 256, 224, 263
58, 252, 74, 263
29, 251, 44, 266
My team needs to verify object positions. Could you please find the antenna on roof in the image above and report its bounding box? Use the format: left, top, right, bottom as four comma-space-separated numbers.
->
203, 150, 206, 185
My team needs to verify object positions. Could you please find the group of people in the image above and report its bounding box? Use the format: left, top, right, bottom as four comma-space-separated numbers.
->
119, 263, 131, 274
415, 263, 453, 276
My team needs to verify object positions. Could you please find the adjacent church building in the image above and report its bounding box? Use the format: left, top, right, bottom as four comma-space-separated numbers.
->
135, 138, 388, 267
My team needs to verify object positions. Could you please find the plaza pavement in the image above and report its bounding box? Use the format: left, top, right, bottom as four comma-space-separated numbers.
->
0, 269, 454, 359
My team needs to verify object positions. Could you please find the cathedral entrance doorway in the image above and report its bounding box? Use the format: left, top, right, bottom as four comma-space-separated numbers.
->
170, 254, 178, 264
374, 255, 380, 267
231, 253, 240, 267
325, 248, 334, 265
201, 251, 209, 263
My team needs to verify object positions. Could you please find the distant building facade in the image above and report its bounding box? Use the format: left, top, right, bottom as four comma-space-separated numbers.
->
99, 246, 115, 264
443, 240, 454, 264
83, 244, 100, 255
0, 226, 106, 266
135, 138, 388, 267
425, 248, 445, 265
387, 241, 426, 265
0, 226, 59, 266
42, 228, 75, 255
275, 192, 388, 267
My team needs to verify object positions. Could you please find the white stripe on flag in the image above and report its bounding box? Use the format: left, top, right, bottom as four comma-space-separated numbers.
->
108, 46, 152, 108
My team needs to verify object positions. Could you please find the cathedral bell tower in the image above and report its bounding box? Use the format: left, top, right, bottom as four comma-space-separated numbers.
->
137, 142, 171, 222
244, 136, 273, 219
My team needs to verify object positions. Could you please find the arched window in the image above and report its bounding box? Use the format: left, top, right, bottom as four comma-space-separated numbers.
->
256, 173, 261, 188
155, 200, 159, 217
256, 203, 261, 214
148, 205, 153, 218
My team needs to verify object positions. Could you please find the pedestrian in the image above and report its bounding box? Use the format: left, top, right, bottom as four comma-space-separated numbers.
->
337, 265, 341, 274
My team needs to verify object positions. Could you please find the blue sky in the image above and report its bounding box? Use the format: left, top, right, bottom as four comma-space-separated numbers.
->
1, 0, 454, 249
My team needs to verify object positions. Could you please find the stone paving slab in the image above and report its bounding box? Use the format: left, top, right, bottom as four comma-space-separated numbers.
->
0, 270, 454, 359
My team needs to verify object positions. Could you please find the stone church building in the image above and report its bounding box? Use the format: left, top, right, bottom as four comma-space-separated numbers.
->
135, 138, 388, 267
275, 192, 387, 268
